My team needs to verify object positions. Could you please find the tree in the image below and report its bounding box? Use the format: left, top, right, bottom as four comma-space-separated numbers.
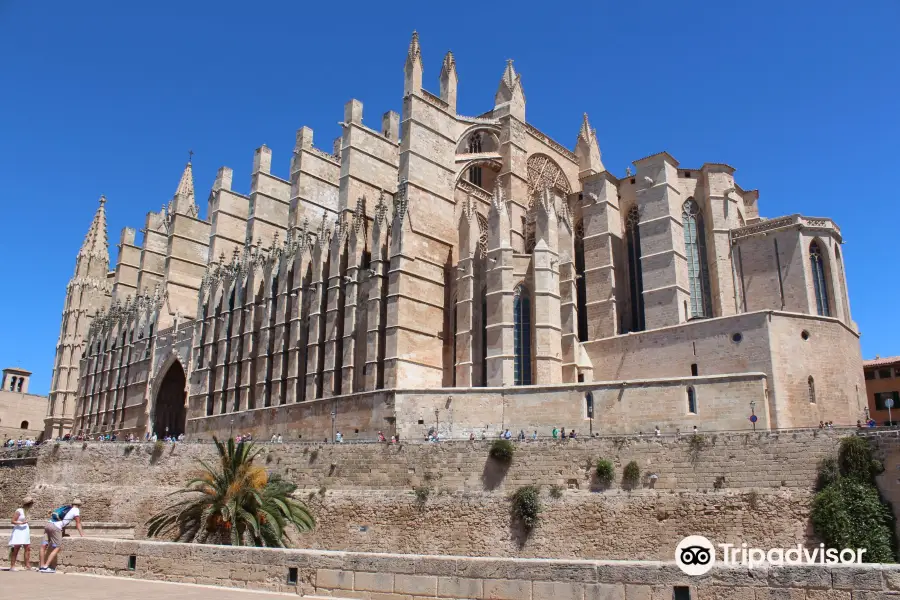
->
146, 437, 314, 547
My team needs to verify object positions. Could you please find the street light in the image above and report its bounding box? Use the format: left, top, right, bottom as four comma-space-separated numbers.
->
230, 418, 235, 439
585, 392, 594, 437
434, 407, 439, 439
749, 400, 757, 432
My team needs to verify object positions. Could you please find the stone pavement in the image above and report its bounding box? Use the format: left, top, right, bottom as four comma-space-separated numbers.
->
0, 570, 343, 600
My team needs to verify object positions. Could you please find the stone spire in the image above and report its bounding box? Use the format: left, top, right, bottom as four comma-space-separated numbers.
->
171, 159, 197, 216
440, 50, 458, 111
46, 195, 113, 438
494, 59, 525, 119
76, 196, 110, 275
575, 113, 604, 176
404, 31, 423, 96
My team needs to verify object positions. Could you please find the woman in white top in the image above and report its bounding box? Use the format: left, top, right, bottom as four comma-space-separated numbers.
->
8, 496, 33, 571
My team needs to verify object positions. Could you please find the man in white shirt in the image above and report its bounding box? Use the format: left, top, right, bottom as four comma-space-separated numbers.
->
39, 498, 84, 573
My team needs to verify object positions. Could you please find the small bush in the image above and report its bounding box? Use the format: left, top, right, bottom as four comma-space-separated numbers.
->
489, 439, 515, 463
413, 486, 431, 504
595, 459, 615, 486
816, 456, 840, 491
838, 437, 882, 483
811, 477, 895, 562
511, 485, 541, 530
123, 445, 135, 456
623, 461, 641, 489
747, 490, 759, 510
549, 485, 563, 499
713, 475, 726, 490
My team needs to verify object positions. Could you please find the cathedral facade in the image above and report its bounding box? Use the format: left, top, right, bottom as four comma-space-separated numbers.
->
44, 33, 865, 441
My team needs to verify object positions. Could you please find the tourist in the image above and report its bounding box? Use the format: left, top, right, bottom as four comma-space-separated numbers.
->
390, 435, 396, 443
468, 432, 475, 441
378, 431, 387, 442
560, 429, 567, 440
39, 498, 84, 573
8, 496, 33, 571
857, 420, 863, 429
569, 429, 577, 439
819, 421, 824, 429
531, 431, 537, 440
271, 433, 277, 443
655, 426, 661, 437
675, 428, 681, 438
335, 431, 343, 443
517, 430, 525, 441
552, 427, 559, 439
692, 426, 698, 434
277, 434, 283, 444
502, 429, 511, 440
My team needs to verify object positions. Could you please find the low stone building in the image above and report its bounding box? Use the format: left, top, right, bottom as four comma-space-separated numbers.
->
44, 33, 865, 441
864, 356, 900, 426
0, 368, 48, 441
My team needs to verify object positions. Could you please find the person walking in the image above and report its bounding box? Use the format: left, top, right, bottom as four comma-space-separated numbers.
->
39, 499, 84, 573
8, 496, 33, 571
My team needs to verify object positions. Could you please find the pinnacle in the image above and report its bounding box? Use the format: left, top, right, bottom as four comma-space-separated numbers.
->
441, 50, 456, 74
579, 113, 595, 144
502, 59, 517, 89
407, 31, 421, 63
77, 195, 110, 268
174, 161, 195, 204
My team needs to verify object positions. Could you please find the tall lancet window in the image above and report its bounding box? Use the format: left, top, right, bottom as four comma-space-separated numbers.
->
626, 206, 645, 331
810, 241, 830, 317
513, 284, 532, 385
682, 198, 712, 318
468, 133, 483, 187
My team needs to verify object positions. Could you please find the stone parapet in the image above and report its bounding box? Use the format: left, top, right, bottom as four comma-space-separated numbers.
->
62, 538, 900, 598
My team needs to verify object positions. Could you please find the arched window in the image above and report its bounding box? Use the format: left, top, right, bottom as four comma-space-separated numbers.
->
687, 387, 697, 414
17, 379, 22, 392
20, 420, 28, 429
809, 241, 830, 317
513, 284, 532, 385
683, 199, 712, 318
9, 376, 15, 391
626, 206, 645, 331
574, 220, 588, 342
467, 134, 483, 187
808, 376, 816, 403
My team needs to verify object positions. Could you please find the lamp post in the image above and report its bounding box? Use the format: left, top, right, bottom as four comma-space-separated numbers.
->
749, 400, 757, 432
230, 418, 235, 440
434, 407, 439, 439
585, 392, 594, 437
331, 408, 336, 443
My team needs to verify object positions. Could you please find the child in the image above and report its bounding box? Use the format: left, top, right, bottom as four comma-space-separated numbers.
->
8, 496, 33, 571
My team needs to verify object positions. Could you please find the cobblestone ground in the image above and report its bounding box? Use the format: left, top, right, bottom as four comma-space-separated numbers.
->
0, 570, 315, 599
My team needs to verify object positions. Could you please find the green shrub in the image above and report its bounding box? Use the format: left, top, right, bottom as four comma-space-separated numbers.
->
838, 436, 882, 483
816, 456, 840, 491
623, 461, 641, 489
811, 477, 895, 562
595, 459, 615, 486
549, 485, 563, 499
413, 486, 431, 504
489, 439, 515, 463
511, 485, 541, 530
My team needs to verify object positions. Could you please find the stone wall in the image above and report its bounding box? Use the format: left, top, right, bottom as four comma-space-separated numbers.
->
64, 537, 900, 598
0, 430, 849, 560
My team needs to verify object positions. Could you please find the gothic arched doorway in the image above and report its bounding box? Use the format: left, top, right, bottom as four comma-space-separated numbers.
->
153, 361, 187, 438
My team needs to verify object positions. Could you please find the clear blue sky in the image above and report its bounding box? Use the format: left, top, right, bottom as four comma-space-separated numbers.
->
1, 1, 898, 395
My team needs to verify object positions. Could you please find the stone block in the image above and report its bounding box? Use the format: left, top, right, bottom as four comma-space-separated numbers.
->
317, 568, 354, 590
767, 566, 832, 589
830, 566, 883, 590
483, 578, 532, 600
752, 590, 806, 599
394, 574, 438, 596
805, 591, 852, 599
584, 583, 625, 600
355, 571, 395, 593
532, 581, 585, 600
623, 584, 651, 600
437, 576, 483, 598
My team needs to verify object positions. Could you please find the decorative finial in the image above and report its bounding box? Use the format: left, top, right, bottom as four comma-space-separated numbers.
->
188, 149, 194, 164
99, 195, 106, 206
626, 166, 632, 177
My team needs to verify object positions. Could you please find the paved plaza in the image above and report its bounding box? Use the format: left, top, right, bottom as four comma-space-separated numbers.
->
0, 570, 338, 599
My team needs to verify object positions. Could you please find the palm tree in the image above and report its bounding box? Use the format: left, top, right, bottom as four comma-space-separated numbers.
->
146, 437, 314, 546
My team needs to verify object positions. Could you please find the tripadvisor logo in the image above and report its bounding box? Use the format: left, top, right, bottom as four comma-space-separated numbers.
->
675, 536, 715, 576
675, 536, 867, 575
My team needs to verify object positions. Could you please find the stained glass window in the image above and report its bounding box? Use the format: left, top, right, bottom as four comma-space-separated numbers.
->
810, 241, 830, 317
682, 199, 712, 318
513, 284, 532, 385
626, 206, 645, 331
